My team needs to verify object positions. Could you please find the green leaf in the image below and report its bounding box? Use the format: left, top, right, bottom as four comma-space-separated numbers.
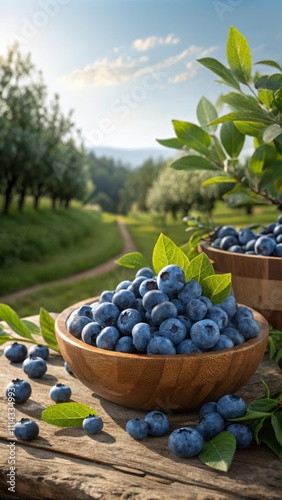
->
156, 137, 184, 150
234, 121, 265, 137
172, 120, 211, 156
170, 155, 216, 171
263, 124, 282, 144
258, 89, 273, 108
186, 253, 215, 283
210, 112, 275, 126
228, 409, 271, 422
249, 145, 277, 175
260, 422, 282, 458
198, 431, 236, 472
250, 417, 267, 445
0, 332, 15, 345
248, 398, 278, 413
115, 252, 148, 269
255, 73, 282, 91
226, 27, 252, 84
0, 303, 34, 340
260, 378, 270, 399
221, 92, 261, 113
202, 176, 237, 187
201, 273, 231, 304
220, 122, 245, 158
152, 233, 190, 277
259, 161, 282, 190
21, 320, 40, 336
271, 412, 282, 446
212, 135, 226, 162
198, 57, 240, 91
39, 308, 60, 352
42, 402, 98, 427
255, 60, 282, 72
196, 96, 218, 134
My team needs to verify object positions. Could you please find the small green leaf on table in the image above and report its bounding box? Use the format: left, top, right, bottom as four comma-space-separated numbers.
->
199, 431, 236, 472
152, 233, 190, 277
115, 252, 148, 269
39, 308, 60, 352
201, 274, 231, 304
42, 402, 98, 427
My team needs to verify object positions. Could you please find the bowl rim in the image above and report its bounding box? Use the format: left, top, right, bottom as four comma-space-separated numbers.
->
55, 297, 269, 361
199, 242, 282, 262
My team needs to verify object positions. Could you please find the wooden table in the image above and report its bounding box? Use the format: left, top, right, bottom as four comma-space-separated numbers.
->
1, 317, 282, 500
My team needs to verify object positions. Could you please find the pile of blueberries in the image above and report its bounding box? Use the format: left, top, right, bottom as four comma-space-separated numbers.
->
4, 341, 103, 439
66, 264, 260, 355
126, 394, 253, 458
211, 214, 282, 256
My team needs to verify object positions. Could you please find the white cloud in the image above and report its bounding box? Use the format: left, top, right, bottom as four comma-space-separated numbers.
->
61, 44, 218, 88
132, 33, 180, 52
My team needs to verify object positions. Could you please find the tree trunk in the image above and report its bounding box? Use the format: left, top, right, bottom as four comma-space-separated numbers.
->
245, 205, 253, 215
18, 185, 27, 213
64, 198, 70, 208
51, 197, 57, 210
2, 180, 15, 215
33, 193, 41, 210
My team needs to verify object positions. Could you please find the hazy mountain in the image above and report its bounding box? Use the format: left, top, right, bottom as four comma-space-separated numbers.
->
93, 146, 175, 168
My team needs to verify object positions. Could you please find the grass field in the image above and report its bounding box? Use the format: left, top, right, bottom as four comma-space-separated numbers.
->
4, 201, 280, 318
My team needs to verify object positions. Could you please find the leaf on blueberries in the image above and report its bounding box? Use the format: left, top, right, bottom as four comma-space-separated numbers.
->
40, 308, 60, 352
152, 233, 190, 277
186, 253, 215, 283
42, 402, 98, 427
271, 412, 282, 446
198, 431, 236, 472
248, 398, 278, 413
0, 303, 34, 340
201, 273, 231, 304
228, 409, 271, 422
115, 252, 148, 269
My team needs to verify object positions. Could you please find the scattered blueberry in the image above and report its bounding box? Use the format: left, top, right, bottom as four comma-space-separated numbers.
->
168, 427, 204, 458
4, 342, 27, 363
82, 414, 104, 434
28, 344, 49, 360
5, 378, 32, 403
126, 418, 149, 439
144, 411, 170, 436
13, 418, 39, 440
227, 424, 253, 449
22, 356, 47, 378
217, 394, 247, 419
196, 412, 225, 440
50, 383, 71, 403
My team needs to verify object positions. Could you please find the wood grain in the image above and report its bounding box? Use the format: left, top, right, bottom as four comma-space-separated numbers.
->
0, 341, 281, 500
55, 298, 269, 411
199, 243, 282, 329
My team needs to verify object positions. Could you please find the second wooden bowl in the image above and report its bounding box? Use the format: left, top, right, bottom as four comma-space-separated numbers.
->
55, 297, 269, 412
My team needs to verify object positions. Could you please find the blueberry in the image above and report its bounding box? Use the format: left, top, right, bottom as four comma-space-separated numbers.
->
83, 414, 103, 434
99, 290, 115, 303
77, 305, 93, 318
136, 267, 154, 279
22, 356, 47, 378
218, 226, 237, 238
142, 290, 169, 313
206, 307, 228, 330
178, 280, 202, 304
96, 327, 120, 350
273, 224, 282, 237
132, 323, 152, 352
157, 265, 186, 295
227, 424, 253, 449
238, 228, 255, 245
66, 314, 93, 338
159, 318, 187, 345
116, 280, 132, 291
211, 237, 222, 249
112, 290, 137, 310
228, 245, 244, 253
151, 301, 177, 326
147, 336, 176, 355
187, 298, 207, 321
139, 278, 158, 297
237, 318, 260, 340
49, 383, 71, 403
277, 214, 282, 224
94, 302, 120, 327
177, 315, 192, 333
81, 322, 102, 346
115, 336, 135, 353
217, 295, 237, 319
198, 295, 213, 311
128, 276, 147, 297
211, 334, 234, 351
5, 378, 32, 404
245, 239, 257, 252
170, 298, 186, 315
190, 319, 220, 349
217, 394, 247, 419
266, 222, 277, 233
196, 412, 225, 440
144, 411, 169, 436
276, 234, 282, 244
28, 344, 49, 360
274, 244, 282, 257
176, 339, 202, 354
116, 308, 142, 335
126, 418, 149, 439
220, 235, 239, 250
4, 342, 27, 363
199, 401, 218, 418
168, 427, 204, 458
14, 418, 39, 440
222, 327, 245, 346
233, 306, 254, 327
255, 236, 276, 256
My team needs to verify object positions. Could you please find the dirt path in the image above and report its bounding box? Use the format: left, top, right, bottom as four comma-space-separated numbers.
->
0, 218, 138, 303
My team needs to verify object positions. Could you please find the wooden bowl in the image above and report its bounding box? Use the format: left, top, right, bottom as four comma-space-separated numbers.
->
199, 243, 282, 330
55, 297, 269, 412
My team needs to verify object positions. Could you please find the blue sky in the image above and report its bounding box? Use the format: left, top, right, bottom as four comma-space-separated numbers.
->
1, 0, 282, 149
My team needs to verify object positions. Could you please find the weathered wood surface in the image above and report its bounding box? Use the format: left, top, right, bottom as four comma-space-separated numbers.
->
0, 317, 282, 500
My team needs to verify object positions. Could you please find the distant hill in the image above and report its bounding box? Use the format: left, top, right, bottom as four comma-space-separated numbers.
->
93, 146, 175, 169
